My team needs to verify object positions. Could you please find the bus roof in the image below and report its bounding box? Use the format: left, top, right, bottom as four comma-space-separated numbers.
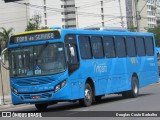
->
13, 28, 154, 37
60, 28, 154, 37
14, 29, 55, 36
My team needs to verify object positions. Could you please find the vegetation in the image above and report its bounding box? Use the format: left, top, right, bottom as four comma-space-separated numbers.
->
25, 14, 42, 31
128, 24, 137, 32
25, 14, 49, 31
0, 27, 14, 51
148, 25, 160, 47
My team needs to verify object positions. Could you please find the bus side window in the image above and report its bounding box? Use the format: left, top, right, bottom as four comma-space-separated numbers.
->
66, 44, 79, 74
115, 37, 127, 57
125, 37, 136, 57
144, 37, 154, 56
135, 37, 146, 56
90, 36, 104, 58
103, 37, 116, 58
78, 36, 92, 59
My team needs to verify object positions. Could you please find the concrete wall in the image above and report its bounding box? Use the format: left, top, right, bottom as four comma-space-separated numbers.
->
0, 63, 10, 97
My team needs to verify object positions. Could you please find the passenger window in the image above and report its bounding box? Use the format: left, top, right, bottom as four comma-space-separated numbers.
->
115, 37, 126, 57
145, 37, 154, 56
78, 36, 92, 59
135, 37, 146, 56
103, 37, 116, 58
91, 36, 104, 58
125, 37, 136, 57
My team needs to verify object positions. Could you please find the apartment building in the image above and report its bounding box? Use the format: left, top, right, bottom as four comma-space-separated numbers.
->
126, 0, 160, 31
29, 0, 127, 29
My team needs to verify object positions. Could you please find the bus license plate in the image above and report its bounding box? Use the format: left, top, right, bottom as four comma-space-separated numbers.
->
31, 96, 40, 99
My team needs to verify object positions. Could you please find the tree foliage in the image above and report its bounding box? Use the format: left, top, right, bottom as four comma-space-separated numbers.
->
128, 24, 137, 32
25, 14, 41, 31
25, 14, 49, 31
41, 26, 49, 29
148, 25, 160, 47
0, 27, 14, 50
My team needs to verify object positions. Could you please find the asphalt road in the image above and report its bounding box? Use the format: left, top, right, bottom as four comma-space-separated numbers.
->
1, 82, 160, 120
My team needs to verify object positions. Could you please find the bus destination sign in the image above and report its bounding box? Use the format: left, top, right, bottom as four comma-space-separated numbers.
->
10, 31, 60, 44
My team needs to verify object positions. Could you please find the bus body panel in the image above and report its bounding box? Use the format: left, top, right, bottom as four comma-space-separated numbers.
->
8, 29, 159, 105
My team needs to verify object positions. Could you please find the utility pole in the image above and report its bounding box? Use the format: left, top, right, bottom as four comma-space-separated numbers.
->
24, 0, 29, 26
100, 0, 104, 27
75, 7, 79, 28
118, 0, 124, 28
43, 0, 47, 27
135, 0, 140, 31
0, 64, 5, 105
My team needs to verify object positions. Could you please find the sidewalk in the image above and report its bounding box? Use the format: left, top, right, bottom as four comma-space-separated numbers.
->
0, 95, 32, 111
0, 95, 13, 110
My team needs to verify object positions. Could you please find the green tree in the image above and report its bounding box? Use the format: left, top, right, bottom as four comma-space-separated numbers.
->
0, 27, 14, 51
148, 25, 160, 47
41, 26, 49, 29
25, 14, 41, 31
128, 24, 137, 32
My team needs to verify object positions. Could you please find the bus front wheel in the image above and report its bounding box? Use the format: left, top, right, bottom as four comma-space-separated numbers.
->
79, 83, 93, 107
122, 76, 139, 98
35, 103, 48, 111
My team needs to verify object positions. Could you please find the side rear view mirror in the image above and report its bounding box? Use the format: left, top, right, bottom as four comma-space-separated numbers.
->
1, 48, 9, 70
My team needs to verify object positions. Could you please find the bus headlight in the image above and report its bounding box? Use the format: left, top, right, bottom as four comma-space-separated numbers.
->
55, 84, 61, 92
54, 80, 67, 92
13, 89, 18, 95
11, 86, 19, 95
61, 80, 67, 88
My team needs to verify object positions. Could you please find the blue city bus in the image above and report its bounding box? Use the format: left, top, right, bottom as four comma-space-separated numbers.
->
1, 28, 159, 111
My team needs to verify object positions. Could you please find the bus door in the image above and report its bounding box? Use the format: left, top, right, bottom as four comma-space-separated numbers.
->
65, 34, 80, 99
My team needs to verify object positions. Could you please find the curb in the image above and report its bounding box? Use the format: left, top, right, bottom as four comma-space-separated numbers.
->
0, 103, 32, 111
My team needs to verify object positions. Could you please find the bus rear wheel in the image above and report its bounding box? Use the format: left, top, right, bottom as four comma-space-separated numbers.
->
35, 103, 48, 111
122, 76, 139, 98
79, 83, 93, 107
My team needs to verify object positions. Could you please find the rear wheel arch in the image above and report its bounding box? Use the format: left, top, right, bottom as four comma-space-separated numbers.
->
132, 72, 139, 81
132, 72, 140, 89
122, 73, 139, 98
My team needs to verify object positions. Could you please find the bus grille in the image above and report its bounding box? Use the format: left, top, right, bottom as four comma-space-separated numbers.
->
16, 77, 53, 86
23, 93, 52, 99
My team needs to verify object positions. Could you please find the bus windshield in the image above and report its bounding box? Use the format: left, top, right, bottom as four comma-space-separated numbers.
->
9, 43, 66, 77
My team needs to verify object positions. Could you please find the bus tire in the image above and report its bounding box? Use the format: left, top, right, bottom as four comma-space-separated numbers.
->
79, 83, 93, 107
35, 103, 48, 111
122, 76, 139, 98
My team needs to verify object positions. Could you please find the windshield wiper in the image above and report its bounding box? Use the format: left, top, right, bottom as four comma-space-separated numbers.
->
36, 42, 49, 59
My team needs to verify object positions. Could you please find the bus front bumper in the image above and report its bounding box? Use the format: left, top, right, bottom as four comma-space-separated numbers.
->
11, 85, 70, 105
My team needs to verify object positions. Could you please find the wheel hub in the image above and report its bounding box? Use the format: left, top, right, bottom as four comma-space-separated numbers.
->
134, 83, 138, 94
85, 88, 91, 101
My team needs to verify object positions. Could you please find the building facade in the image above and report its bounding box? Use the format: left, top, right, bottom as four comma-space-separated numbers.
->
29, 0, 127, 29
61, 0, 76, 28
126, 0, 160, 31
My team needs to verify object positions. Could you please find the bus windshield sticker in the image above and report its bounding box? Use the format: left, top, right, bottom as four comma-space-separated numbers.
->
58, 48, 63, 51
27, 70, 33, 76
35, 65, 42, 75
